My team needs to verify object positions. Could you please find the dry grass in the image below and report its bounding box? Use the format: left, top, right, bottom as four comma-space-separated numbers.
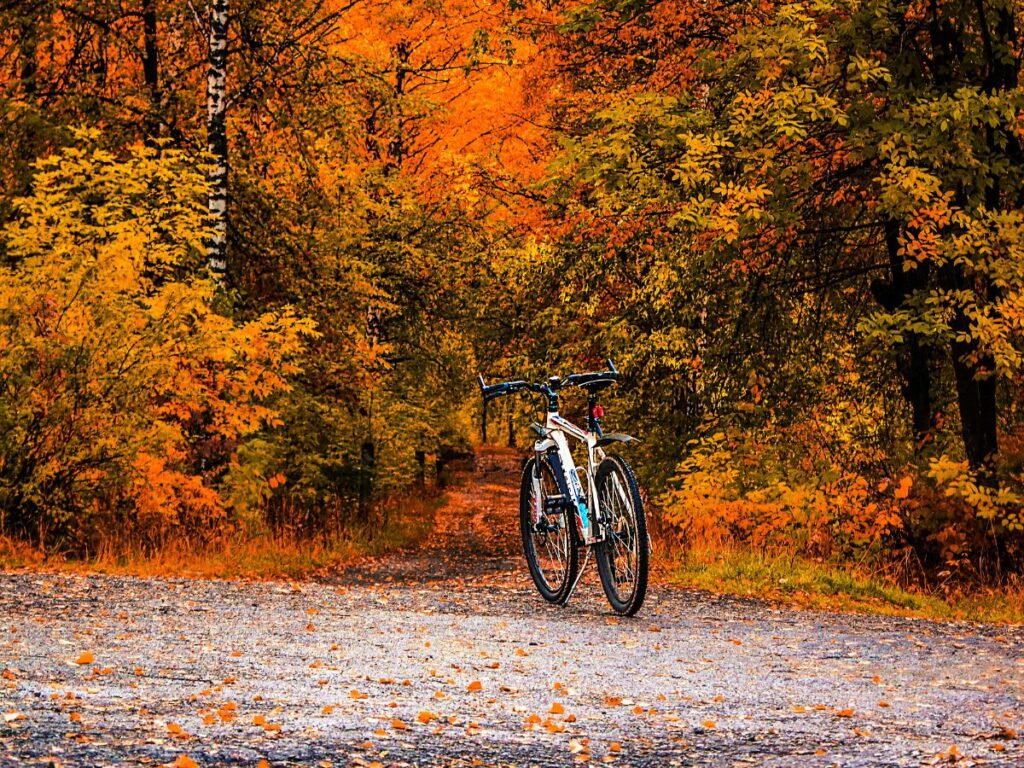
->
0, 493, 441, 581
662, 543, 1024, 625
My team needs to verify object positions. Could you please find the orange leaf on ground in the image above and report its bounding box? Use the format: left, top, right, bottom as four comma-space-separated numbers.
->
543, 718, 565, 733
836, 709, 855, 718
417, 710, 438, 724
550, 702, 565, 714
467, 680, 482, 692
167, 722, 188, 738
391, 718, 408, 731
171, 756, 198, 768
75, 652, 94, 665
702, 720, 716, 729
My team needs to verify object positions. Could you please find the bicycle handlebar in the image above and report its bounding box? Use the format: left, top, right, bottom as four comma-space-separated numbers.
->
477, 359, 619, 403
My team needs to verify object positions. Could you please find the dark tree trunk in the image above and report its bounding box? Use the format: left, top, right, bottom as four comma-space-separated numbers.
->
358, 440, 375, 521
18, 13, 38, 99
142, 0, 161, 142
950, 334, 998, 477
871, 218, 934, 445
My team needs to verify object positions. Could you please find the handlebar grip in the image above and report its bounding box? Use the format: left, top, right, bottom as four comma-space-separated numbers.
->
480, 380, 510, 401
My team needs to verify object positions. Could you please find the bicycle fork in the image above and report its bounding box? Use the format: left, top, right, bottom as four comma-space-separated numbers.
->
533, 432, 601, 546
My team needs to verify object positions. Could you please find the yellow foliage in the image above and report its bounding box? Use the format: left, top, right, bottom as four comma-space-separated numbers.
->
0, 138, 315, 549
661, 357, 909, 558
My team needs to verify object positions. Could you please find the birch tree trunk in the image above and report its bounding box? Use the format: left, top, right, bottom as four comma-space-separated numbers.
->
206, 0, 229, 278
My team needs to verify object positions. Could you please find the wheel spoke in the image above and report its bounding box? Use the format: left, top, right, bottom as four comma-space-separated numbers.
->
601, 466, 638, 601
530, 468, 569, 591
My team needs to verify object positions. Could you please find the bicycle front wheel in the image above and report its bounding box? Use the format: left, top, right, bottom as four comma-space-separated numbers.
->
595, 455, 649, 615
520, 455, 579, 604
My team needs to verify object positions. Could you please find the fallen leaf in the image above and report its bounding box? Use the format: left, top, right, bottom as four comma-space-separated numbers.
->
167, 722, 188, 739
417, 710, 438, 724
170, 757, 198, 768
391, 718, 408, 731
550, 702, 565, 714
74, 652, 94, 665
702, 720, 716, 729
835, 709, 855, 718
467, 680, 482, 692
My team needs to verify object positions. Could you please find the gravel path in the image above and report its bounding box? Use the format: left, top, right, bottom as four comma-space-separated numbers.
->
1, 449, 1022, 767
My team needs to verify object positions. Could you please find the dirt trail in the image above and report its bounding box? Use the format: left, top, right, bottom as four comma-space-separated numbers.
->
336, 447, 523, 587
1, 447, 1023, 767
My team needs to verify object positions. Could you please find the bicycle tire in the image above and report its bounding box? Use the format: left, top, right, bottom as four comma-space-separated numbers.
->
595, 454, 649, 615
520, 455, 580, 604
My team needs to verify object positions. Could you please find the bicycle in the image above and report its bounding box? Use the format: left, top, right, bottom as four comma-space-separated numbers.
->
477, 360, 649, 616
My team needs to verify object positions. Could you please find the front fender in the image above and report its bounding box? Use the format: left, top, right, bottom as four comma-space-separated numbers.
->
595, 432, 640, 448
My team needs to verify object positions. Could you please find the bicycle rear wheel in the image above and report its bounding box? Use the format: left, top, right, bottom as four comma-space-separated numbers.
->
520, 455, 579, 604
595, 455, 649, 615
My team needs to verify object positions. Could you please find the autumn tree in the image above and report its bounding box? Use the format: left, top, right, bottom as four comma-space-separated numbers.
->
513, 0, 1024, 564
0, 136, 313, 551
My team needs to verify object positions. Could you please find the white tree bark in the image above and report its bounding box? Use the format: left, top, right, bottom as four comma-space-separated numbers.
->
206, 0, 229, 278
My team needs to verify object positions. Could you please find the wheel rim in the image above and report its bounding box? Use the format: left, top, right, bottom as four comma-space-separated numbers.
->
528, 465, 571, 592
600, 468, 639, 602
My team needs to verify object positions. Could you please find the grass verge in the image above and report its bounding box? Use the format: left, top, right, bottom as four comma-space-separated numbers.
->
0, 493, 441, 581
664, 545, 1024, 624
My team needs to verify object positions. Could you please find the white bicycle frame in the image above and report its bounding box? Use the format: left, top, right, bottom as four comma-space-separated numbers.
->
532, 411, 607, 545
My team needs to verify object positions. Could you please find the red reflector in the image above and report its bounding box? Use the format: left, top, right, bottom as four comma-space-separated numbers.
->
591, 405, 605, 419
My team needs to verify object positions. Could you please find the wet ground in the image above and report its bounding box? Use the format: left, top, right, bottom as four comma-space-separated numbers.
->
1, 449, 1022, 767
